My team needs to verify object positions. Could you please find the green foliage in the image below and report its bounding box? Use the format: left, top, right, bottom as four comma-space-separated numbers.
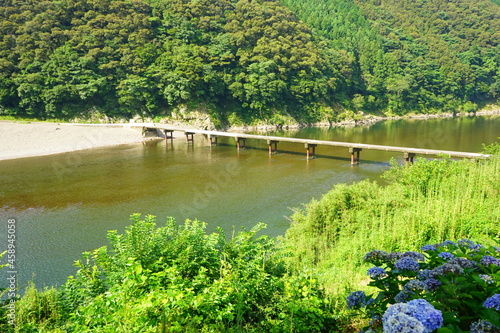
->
285, 152, 500, 306
348, 239, 500, 332
11, 215, 338, 332
1, 0, 498, 123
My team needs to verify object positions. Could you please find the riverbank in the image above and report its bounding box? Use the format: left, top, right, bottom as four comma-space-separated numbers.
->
1, 107, 498, 161
0, 121, 147, 161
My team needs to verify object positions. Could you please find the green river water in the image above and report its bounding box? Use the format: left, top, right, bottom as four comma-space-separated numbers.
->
0, 115, 499, 288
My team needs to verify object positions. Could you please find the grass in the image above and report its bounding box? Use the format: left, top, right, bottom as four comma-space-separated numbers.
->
284, 154, 500, 303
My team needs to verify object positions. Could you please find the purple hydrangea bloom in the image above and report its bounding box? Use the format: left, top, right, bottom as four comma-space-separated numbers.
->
469, 243, 485, 251
457, 239, 475, 247
421, 244, 437, 252
438, 252, 455, 261
363, 250, 390, 265
438, 240, 457, 249
423, 278, 442, 291
480, 256, 500, 267
449, 257, 477, 269
347, 290, 367, 309
388, 252, 404, 263
470, 319, 500, 333
404, 279, 426, 291
430, 263, 464, 277
417, 269, 432, 280
402, 251, 426, 262
484, 294, 500, 311
395, 257, 420, 272
367, 267, 387, 280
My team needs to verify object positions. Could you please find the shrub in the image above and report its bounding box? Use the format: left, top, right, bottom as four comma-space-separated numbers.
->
347, 239, 500, 332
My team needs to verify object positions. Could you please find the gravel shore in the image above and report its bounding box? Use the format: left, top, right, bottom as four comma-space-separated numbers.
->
0, 121, 147, 161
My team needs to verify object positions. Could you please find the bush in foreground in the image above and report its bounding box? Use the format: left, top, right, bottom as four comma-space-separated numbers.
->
347, 239, 500, 332
6, 215, 338, 332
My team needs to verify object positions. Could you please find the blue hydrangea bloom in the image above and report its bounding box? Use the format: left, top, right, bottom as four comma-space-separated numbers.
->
421, 244, 437, 252
384, 312, 425, 333
383, 300, 443, 333
347, 290, 367, 309
395, 290, 415, 303
440, 240, 457, 248
395, 257, 420, 272
438, 252, 455, 261
484, 294, 500, 311
480, 256, 500, 267
407, 299, 444, 333
367, 266, 387, 280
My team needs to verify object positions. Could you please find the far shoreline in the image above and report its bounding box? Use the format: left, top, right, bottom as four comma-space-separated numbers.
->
0, 107, 498, 162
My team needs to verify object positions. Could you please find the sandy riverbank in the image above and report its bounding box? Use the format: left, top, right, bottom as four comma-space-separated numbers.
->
0, 121, 148, 161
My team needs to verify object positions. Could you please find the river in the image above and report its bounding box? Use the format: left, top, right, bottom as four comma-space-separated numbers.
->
0, 115, 499, 289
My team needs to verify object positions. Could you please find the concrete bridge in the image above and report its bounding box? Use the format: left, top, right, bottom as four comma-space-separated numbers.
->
136, 123, 491, 165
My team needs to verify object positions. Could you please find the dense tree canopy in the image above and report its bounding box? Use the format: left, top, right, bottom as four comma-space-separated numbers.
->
0, 0, 499, 124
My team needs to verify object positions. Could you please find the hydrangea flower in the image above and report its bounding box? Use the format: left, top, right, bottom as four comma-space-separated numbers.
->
470, 319, 500, 333
363, 250, 390, 265
423, 278, 441, 290
469, 243, 485, 251
395, 257, 420, 272
347, 290, 367, 309
449, 257, 477, 269
417, 269, 432, 280
421, 244, 437, 252
430, 263, 464, 277
395, 290, 415, 303
484, 294, 500, 311
367, 267, 387, 280
480, 256, 500, 267
439, 240, 457, 248
402, 251, 426, 262
388, 252, 404, 263
438, 252, 455, 261
457, 239, 475, 247
383, 300, 443, 333
407, 299, 444, 332
404, 279, 426, 292
479, 274, 494, 285
384, 312, 425, 333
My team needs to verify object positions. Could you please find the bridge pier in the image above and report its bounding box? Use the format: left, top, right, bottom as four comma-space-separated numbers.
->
236, 137, 246, 150
305, 143, 317, 159
163, 129, 174, 140
268, 140, 279, 155
209, 135, 218, 145
185, 131, 195, 143
349, 148, 362, 165
404, 152, 416, 165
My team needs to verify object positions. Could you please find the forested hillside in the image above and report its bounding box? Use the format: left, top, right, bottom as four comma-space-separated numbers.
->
0, 0, 499, 125
283, 0, 500, 115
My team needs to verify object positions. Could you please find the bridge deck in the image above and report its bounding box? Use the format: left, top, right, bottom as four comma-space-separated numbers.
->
136, 123, 491, 160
